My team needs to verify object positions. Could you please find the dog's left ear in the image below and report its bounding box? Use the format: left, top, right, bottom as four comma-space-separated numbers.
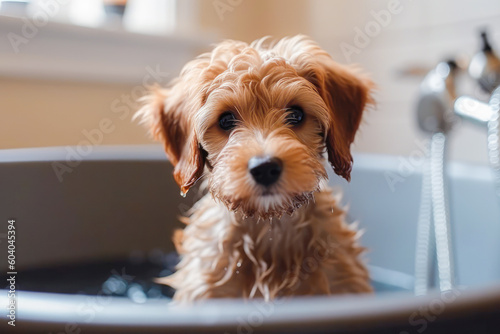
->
302, 60, 374, 181
135, 85, 205, 194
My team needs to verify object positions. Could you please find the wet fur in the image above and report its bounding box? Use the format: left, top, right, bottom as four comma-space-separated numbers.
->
135, 35, 374, 302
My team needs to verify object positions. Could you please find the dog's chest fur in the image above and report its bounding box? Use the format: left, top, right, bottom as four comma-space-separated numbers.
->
161, 188, 372, 302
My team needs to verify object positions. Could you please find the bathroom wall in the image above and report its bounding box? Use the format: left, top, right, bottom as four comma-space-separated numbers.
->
0, 78, 146, 149
305, 0, 500, 164
2, 0, 500, 164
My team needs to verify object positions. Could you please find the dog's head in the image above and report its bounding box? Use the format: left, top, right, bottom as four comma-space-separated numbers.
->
136, 35, 373, 218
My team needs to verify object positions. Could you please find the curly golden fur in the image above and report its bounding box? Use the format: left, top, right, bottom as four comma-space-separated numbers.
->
135, 35, 374, 302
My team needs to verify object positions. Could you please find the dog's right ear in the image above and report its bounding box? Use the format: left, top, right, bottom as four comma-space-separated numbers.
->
135, 85, 205, 194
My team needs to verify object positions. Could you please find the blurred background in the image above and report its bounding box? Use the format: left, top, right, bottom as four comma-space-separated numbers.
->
1, 0, 500, 164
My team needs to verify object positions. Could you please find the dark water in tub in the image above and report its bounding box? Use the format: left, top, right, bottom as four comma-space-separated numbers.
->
1, 252, 404, 301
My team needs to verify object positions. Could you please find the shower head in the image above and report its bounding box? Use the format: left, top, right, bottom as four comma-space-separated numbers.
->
469, 31, 500, 93
416, 60, 459, 134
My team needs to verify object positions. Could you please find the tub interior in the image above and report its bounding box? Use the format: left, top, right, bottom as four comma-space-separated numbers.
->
1, 145, 500, 331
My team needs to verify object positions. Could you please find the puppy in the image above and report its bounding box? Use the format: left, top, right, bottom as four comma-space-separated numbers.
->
136, 35, 374, 302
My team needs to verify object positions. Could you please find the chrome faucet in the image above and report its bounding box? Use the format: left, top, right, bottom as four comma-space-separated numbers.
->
468, 31, 500, 93
416, 60, 459, 134
454, 31, 500, 200
414, 30, 500, 295
455, 87, 500, 198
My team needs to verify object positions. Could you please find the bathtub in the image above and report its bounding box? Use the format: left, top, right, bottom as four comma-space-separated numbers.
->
0, 145, 499, 333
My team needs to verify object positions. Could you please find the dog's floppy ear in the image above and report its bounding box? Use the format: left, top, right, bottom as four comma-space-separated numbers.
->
301, 59, 374, 181
135, 41, 246, 193
135, 85, 205, 194
280, 35, 373, 181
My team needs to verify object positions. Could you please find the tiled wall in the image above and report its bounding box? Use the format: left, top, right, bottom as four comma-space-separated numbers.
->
307, 0, 500, 164
3, 0, 500, 165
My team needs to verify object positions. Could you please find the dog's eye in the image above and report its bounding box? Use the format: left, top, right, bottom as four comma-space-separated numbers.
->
219, 112, 237, 131
285, 106, 304, 126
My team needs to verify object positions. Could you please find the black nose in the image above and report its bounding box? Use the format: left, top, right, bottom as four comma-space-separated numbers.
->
248, 156, 282, 187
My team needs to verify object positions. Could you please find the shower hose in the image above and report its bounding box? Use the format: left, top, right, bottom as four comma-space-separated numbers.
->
415, 87, 500, 295
488, 88, 500, 206
414, 132, 455, 295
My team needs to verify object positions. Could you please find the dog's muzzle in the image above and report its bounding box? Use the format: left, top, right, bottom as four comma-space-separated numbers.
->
248, 155, 282, 187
